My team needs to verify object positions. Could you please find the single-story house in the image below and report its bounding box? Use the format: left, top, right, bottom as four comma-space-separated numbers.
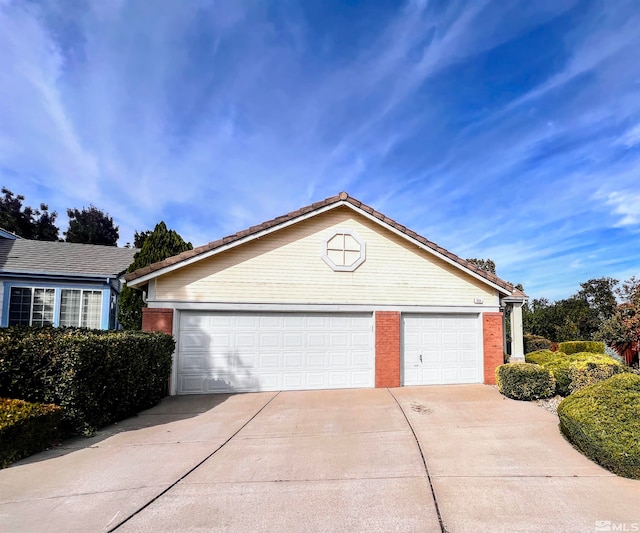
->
0, 231, 136, 329
125, 192, 527, 395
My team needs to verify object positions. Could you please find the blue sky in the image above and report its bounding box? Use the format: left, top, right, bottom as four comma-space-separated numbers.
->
1, 0, 639, 300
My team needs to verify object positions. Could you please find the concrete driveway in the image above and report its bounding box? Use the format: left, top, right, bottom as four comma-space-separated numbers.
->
1, 385, 639, 532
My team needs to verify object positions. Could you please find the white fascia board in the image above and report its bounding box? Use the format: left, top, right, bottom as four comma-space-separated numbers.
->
147, 300, 500, 314
128, 200, 512, 296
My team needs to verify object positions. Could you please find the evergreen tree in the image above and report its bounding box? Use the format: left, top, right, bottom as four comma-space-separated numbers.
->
65, 205, 119, 246
118, 222, 193, 330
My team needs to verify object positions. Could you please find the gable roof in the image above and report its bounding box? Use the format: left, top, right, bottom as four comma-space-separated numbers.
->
125, 192, 522, 296
0, 240, 137, 279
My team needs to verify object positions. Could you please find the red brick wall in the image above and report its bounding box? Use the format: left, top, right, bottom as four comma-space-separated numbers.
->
375, 311, 401, 388
483, 312, 504, 385
141, 308, 174, 335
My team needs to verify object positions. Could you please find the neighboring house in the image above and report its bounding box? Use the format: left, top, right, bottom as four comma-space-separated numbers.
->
0, 234, 136, 329
125, 192, 527, 395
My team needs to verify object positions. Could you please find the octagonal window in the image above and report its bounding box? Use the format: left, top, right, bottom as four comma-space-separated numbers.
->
322, 230, 366, 271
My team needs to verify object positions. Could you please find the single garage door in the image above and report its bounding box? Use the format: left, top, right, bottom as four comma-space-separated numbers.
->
177, 312, 374, 394
403, 314, 481, 385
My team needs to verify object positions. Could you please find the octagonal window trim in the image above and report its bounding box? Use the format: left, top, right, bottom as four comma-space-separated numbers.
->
322, 229, 366, 272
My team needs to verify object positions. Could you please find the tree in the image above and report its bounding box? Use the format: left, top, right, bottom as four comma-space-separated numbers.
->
466, 258, 496, 275
597, 277, 640, 346
65, 205, 119, 246
0, 187, 59, 240
576, 277, 618, 321
118, 222, 193, 330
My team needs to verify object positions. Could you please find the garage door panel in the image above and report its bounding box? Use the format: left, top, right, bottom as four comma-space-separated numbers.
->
403, 314, 481, 386
178, 312, 373, 394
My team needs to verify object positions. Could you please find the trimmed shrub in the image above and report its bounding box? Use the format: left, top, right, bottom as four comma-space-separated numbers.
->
558, 341, 605, 355
568, 360, 627, 394
524, 334, 553, 354
0, 398, 63, 468
524, 349, 558, 365
558, 374, 640, 479
526, 350, 624, 396
495, 363, 556, 401
0, 327, 174, 434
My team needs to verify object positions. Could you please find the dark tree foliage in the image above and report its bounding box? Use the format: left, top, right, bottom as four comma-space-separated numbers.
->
118, 222, 193, 330
0, 187, 59, 240
466, 258, 496, 275
65, 205, 119, 246
523, 296, 599, 342
133, 230, 151, 249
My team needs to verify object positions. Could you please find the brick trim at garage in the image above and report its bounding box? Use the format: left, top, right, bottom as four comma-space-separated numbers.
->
142, 308, 174, 335
375, 311, 401, 388
483, 312, 504, 385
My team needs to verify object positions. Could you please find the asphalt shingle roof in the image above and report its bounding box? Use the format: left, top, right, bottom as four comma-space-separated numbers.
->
125, 192, 524, 296
0, 239, 137, 278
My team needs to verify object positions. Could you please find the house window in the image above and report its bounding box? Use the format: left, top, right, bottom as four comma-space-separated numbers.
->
60, 290, 102, 329
322, 230, 366, 272
8, 287, 55, 326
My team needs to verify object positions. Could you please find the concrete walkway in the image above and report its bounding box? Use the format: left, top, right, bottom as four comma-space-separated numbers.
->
0, 386, 638, 532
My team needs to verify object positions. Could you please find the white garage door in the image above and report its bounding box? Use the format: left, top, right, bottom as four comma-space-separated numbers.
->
403, 314, 481, 385
177, 312, 374, 394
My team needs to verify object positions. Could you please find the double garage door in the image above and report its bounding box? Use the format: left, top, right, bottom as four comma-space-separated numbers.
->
176, 311, 482, 394
178, 312, 374, 394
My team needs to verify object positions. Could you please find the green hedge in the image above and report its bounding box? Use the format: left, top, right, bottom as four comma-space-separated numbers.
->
0, 327, 174, 434
0, 398, 63, 468
558, 374, 640, 479
525, 350, 624, 396
558, 341, 605, 355
495, 363, 556, 401
524, 334, 553, 354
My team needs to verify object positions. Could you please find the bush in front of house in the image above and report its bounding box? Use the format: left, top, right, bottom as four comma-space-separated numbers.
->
558, 373, 640, 479
558, 341, 605, 355
524, 349, 557, 365
567, 359, 627, 394
0, 327, 174, 434
495, 363, 556, 401
525, 350, 625, 396
524, 334, 553, 354
0, 398, 63, 468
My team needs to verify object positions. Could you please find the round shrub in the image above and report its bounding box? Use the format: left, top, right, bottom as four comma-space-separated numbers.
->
524, 334, 553, 354
495, 363, 556, 401
558, 373, 640, 479
525, 351, 625, 396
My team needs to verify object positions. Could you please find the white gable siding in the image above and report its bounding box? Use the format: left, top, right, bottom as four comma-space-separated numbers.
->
154, 207, 498, 306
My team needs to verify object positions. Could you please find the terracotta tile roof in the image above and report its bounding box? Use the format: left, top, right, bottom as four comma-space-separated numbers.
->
125, 192, 522, 295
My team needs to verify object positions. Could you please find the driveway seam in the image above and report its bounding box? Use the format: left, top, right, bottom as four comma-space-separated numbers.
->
387, 388, 447, 533
107, 391, 281, 532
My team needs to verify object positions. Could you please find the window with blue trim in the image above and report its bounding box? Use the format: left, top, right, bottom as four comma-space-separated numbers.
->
60, 290, 102, 329
9, 287, 55, 326
8, 287, 102, 328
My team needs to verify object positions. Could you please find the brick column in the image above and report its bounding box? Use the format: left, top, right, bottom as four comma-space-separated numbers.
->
483, 312, 504, 385
142, 308, 174, 335
375, 311, 401, 388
